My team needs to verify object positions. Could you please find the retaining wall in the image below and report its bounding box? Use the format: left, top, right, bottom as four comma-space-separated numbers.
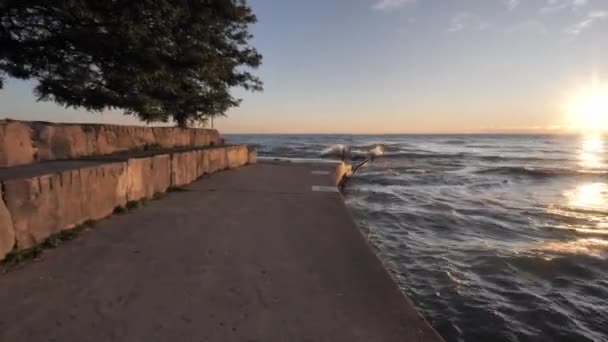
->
0, 187, 15, 260
3, 163, 129, 249
0, 145, 255, 260
0, 120, 221, 168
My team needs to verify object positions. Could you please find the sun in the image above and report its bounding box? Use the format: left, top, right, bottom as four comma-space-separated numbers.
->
566, 81, 608, 132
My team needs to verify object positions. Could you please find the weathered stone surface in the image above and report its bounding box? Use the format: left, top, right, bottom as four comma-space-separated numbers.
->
0, 187, 15, 260
198, 150, 210, 177
207, 148, 227, 174
191, 129, 219, 147
152, 127, 189, 149
0, 121, 34, 167
226, 146, 249, 169
94, 125, 157, 156
0, 120, 221, 167
33, 123, 91, 161
80, 163, 129, 221
171, 151, 200, 187
3, 163, 128, 249
127, 155, 171, 201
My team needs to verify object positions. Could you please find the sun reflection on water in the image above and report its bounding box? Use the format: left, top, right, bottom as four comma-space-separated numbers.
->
578, 134, 606, 170
566, 182, 608, 212
537, 134, 608, 258
534, 238, 608, 259
567, 134, 608, 215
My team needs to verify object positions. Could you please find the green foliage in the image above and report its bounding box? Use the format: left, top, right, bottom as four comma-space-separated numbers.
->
0, 0, 262, 127
167, 186, 188, 193
1, 222, 92, 272
113, 206, 127, 215
126, 200, 140, 210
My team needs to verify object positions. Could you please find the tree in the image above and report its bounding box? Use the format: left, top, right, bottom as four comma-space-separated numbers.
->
0, 0, 262, 128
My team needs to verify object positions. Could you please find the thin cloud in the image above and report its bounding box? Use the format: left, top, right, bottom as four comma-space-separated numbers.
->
565, 10, 608, 35
505, 0, 521, 11
541, 0, 587, 14
372, 0, 416, 11
448, 12, 490, 32
506, 20, 548, 35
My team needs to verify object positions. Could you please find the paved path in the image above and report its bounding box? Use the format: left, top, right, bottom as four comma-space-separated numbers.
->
0, 162, 443, 342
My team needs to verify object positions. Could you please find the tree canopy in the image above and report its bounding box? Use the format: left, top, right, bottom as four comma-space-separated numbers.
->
0, 0, 262, 127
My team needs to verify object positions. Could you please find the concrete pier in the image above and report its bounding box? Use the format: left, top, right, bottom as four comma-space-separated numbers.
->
0, 161, 443, 342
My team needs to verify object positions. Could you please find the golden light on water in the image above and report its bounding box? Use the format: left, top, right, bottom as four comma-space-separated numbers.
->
539, 134, 608, 257
578, 134, 605, 170
565, 182, 608, 213
566, 134, 608, 224
536, 239, 608, 259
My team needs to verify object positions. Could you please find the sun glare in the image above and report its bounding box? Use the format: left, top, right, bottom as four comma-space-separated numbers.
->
567, 81, 608, 132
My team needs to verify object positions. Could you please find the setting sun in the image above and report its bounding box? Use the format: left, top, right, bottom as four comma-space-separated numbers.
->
567, 81, 608, 132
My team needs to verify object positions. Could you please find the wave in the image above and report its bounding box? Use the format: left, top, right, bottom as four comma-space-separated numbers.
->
476, 155, 569, 163
385, 151, 570, 163
384, 152, 470, 160
442, 139, 468, 145
352, 143, 402, 153
320, 144, 346, 157
320, 143, 385, 160
475, 166, 608, 177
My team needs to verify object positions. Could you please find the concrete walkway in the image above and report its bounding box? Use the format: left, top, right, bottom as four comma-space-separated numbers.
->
0, 162, 443, 342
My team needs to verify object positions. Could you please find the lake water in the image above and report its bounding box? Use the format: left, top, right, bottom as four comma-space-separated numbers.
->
226, 134, 608, 342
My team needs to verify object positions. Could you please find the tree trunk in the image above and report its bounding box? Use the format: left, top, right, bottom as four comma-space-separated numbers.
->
176, 115, 188, 129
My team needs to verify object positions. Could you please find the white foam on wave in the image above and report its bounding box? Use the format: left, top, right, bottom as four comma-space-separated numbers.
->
370, 145, 384, 156
320, 144, 346, 157
320, 143, 385, 159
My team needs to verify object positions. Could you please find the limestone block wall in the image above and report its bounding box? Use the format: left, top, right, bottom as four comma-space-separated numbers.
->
207, 147, 227, 174
170, 150, 204, 187
226, 146, 250, 169
0, 120, 221, 168
0, 145, 253, 260
0, 121, 34, 167
2, 163, 129, 250
0, 187, 15, 260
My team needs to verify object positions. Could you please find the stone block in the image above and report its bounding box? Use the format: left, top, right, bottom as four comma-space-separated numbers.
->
0, 187, 15, 259
94, 125, 157, 156
3, 163, 128, 249
152, 127, 188, 149
226, 146, 249, 169
171, 151, 200, 187
191, 129, 220, 147
207, 148, 227, 174
127, 155, 171, 201
33, 123, 91, 161
80, 163, 129, 220
198, 150, 210, 177
0, 121, 34, 167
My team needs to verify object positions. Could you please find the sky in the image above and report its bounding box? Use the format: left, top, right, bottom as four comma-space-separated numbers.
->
1, 0, 607, 134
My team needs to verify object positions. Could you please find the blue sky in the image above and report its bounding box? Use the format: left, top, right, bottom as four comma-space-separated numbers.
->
1, 0, 607, 133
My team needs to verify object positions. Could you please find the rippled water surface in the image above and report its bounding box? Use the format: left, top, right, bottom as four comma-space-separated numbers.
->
226, 134, 608, 342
